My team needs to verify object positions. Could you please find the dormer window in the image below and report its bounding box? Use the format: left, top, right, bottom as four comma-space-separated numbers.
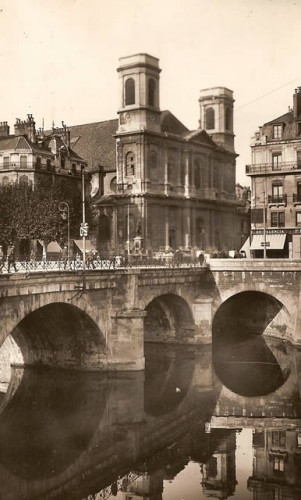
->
273, 124, 282, 139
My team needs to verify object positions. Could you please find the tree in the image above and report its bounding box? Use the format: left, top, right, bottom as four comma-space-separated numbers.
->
0, 176, 93, 255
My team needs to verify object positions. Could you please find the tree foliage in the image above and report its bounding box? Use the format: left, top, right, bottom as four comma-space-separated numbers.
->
0, 177, 93, 246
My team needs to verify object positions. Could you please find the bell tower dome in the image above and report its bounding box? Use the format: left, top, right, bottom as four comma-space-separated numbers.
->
117, 53, 161, 134
199, 87, 235, 153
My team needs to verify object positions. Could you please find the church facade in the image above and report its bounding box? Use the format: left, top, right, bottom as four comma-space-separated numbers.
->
90, 53, 247, 256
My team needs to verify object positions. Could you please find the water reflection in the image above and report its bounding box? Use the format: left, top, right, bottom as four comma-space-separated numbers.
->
0, 343, 300, 499
213, 333, 292, 396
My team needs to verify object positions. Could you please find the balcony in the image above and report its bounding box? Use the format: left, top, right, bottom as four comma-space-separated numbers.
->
293, 193, 301, 204
268, 194, 287, 206
246, 162, 301, 175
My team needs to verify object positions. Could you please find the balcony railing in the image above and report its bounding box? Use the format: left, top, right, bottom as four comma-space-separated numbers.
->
246, 162, 301, 174
268, 194, 287, 205
1, 161, 54, 170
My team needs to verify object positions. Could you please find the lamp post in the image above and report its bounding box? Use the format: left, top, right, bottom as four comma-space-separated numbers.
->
58, 201, 70, 263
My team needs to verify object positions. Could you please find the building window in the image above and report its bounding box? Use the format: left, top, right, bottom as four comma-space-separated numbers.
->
273, 456, 284, 472
272, 182, 283, 203
296, 212, 301, 226
273, 124, 282, 139
125, 152, 135, 176
148, 79, 156, 106
272, 153, 282, 170
35, 156, 41, 168
271, 211, 285, 227
3, 156, 9, 168
125, 78, 135, 105
206, 107, 215, 130
272, 431, 286, 446
20, 155, 27, 168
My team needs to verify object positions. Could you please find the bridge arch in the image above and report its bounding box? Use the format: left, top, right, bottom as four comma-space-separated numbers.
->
144, 293, 195, 343
0, 302, 108, 375
213, 290, 290, 339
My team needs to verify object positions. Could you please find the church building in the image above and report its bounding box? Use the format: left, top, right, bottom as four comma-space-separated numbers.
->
70, 53, 248, 256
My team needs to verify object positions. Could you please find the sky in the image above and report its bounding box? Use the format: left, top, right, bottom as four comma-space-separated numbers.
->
0, 0, 301, 185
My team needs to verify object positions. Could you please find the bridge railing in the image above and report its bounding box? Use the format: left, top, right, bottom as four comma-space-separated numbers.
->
0, 255, 207, 274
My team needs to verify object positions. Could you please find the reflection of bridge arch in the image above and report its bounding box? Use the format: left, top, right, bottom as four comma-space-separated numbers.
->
0, 301, 107, 372
144, 293, 195, 343
213, 289, 292, 340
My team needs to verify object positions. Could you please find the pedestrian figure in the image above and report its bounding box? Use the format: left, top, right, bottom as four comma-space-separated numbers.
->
30, 249, 37, 269
198, 252, 205, 267
86, 251, 95, 270
0, 245, 5, 272
7, 243, 17, 273
75, 252, 82, 270
60, 245, 68, 269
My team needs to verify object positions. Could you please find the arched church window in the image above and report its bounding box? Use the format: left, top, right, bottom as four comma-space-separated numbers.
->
110, 176, 117, 193
206, 107, 215, 130
194, 159, 201, 188
225, 108, 231, 130
125, 78, 135, 105
125, 152, 135, 176
148, 79, 156, 106
150, 151, 157, 169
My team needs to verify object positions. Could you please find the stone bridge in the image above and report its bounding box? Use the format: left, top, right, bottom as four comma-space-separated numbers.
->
0, 260, 301, 371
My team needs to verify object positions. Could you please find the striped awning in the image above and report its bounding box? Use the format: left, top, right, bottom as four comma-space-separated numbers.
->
250, 233, 286, 250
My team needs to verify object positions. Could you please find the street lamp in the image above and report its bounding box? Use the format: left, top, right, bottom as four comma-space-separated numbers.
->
58, 201, 70, 263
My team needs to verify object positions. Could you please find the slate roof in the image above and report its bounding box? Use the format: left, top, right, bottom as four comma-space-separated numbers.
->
0, 135, 51, 156
68, 119, 118, 173
264, 111, 294, 126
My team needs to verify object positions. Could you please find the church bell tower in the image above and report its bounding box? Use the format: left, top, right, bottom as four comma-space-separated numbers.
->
199, 87, 235, 153
117, 53, 161, 134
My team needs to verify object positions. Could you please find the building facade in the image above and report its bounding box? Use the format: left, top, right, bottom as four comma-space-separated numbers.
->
246, 87, 301, 258
89, 53, 248, 256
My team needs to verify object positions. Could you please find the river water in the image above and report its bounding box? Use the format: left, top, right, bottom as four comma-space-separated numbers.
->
0, 333, 300, 499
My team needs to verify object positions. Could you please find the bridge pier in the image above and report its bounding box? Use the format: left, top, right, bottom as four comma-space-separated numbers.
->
110, 309, 146, 371
192, 297, 213, 344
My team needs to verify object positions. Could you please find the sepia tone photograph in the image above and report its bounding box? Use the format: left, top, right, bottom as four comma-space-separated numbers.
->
0, 0, 301, 498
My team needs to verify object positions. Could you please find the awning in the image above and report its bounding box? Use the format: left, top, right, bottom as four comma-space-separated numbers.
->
250, 233, 286, 250
240, 237, 251, 258
73, 239, 96, 253
47, 241, 62, 253
38, 240, 62, 253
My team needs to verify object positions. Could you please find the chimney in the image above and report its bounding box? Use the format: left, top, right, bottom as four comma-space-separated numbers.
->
293, 87, 301, 119
0, 121, 10, 137
14, 114, 36, 142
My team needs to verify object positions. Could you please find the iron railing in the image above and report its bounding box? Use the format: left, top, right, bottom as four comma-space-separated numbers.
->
246, 162, 301, 174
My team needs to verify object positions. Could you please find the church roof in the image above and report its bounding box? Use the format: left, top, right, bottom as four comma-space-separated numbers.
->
160, 111, 189, 136
68, 119, 118, 172
183, 128, 217, 147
